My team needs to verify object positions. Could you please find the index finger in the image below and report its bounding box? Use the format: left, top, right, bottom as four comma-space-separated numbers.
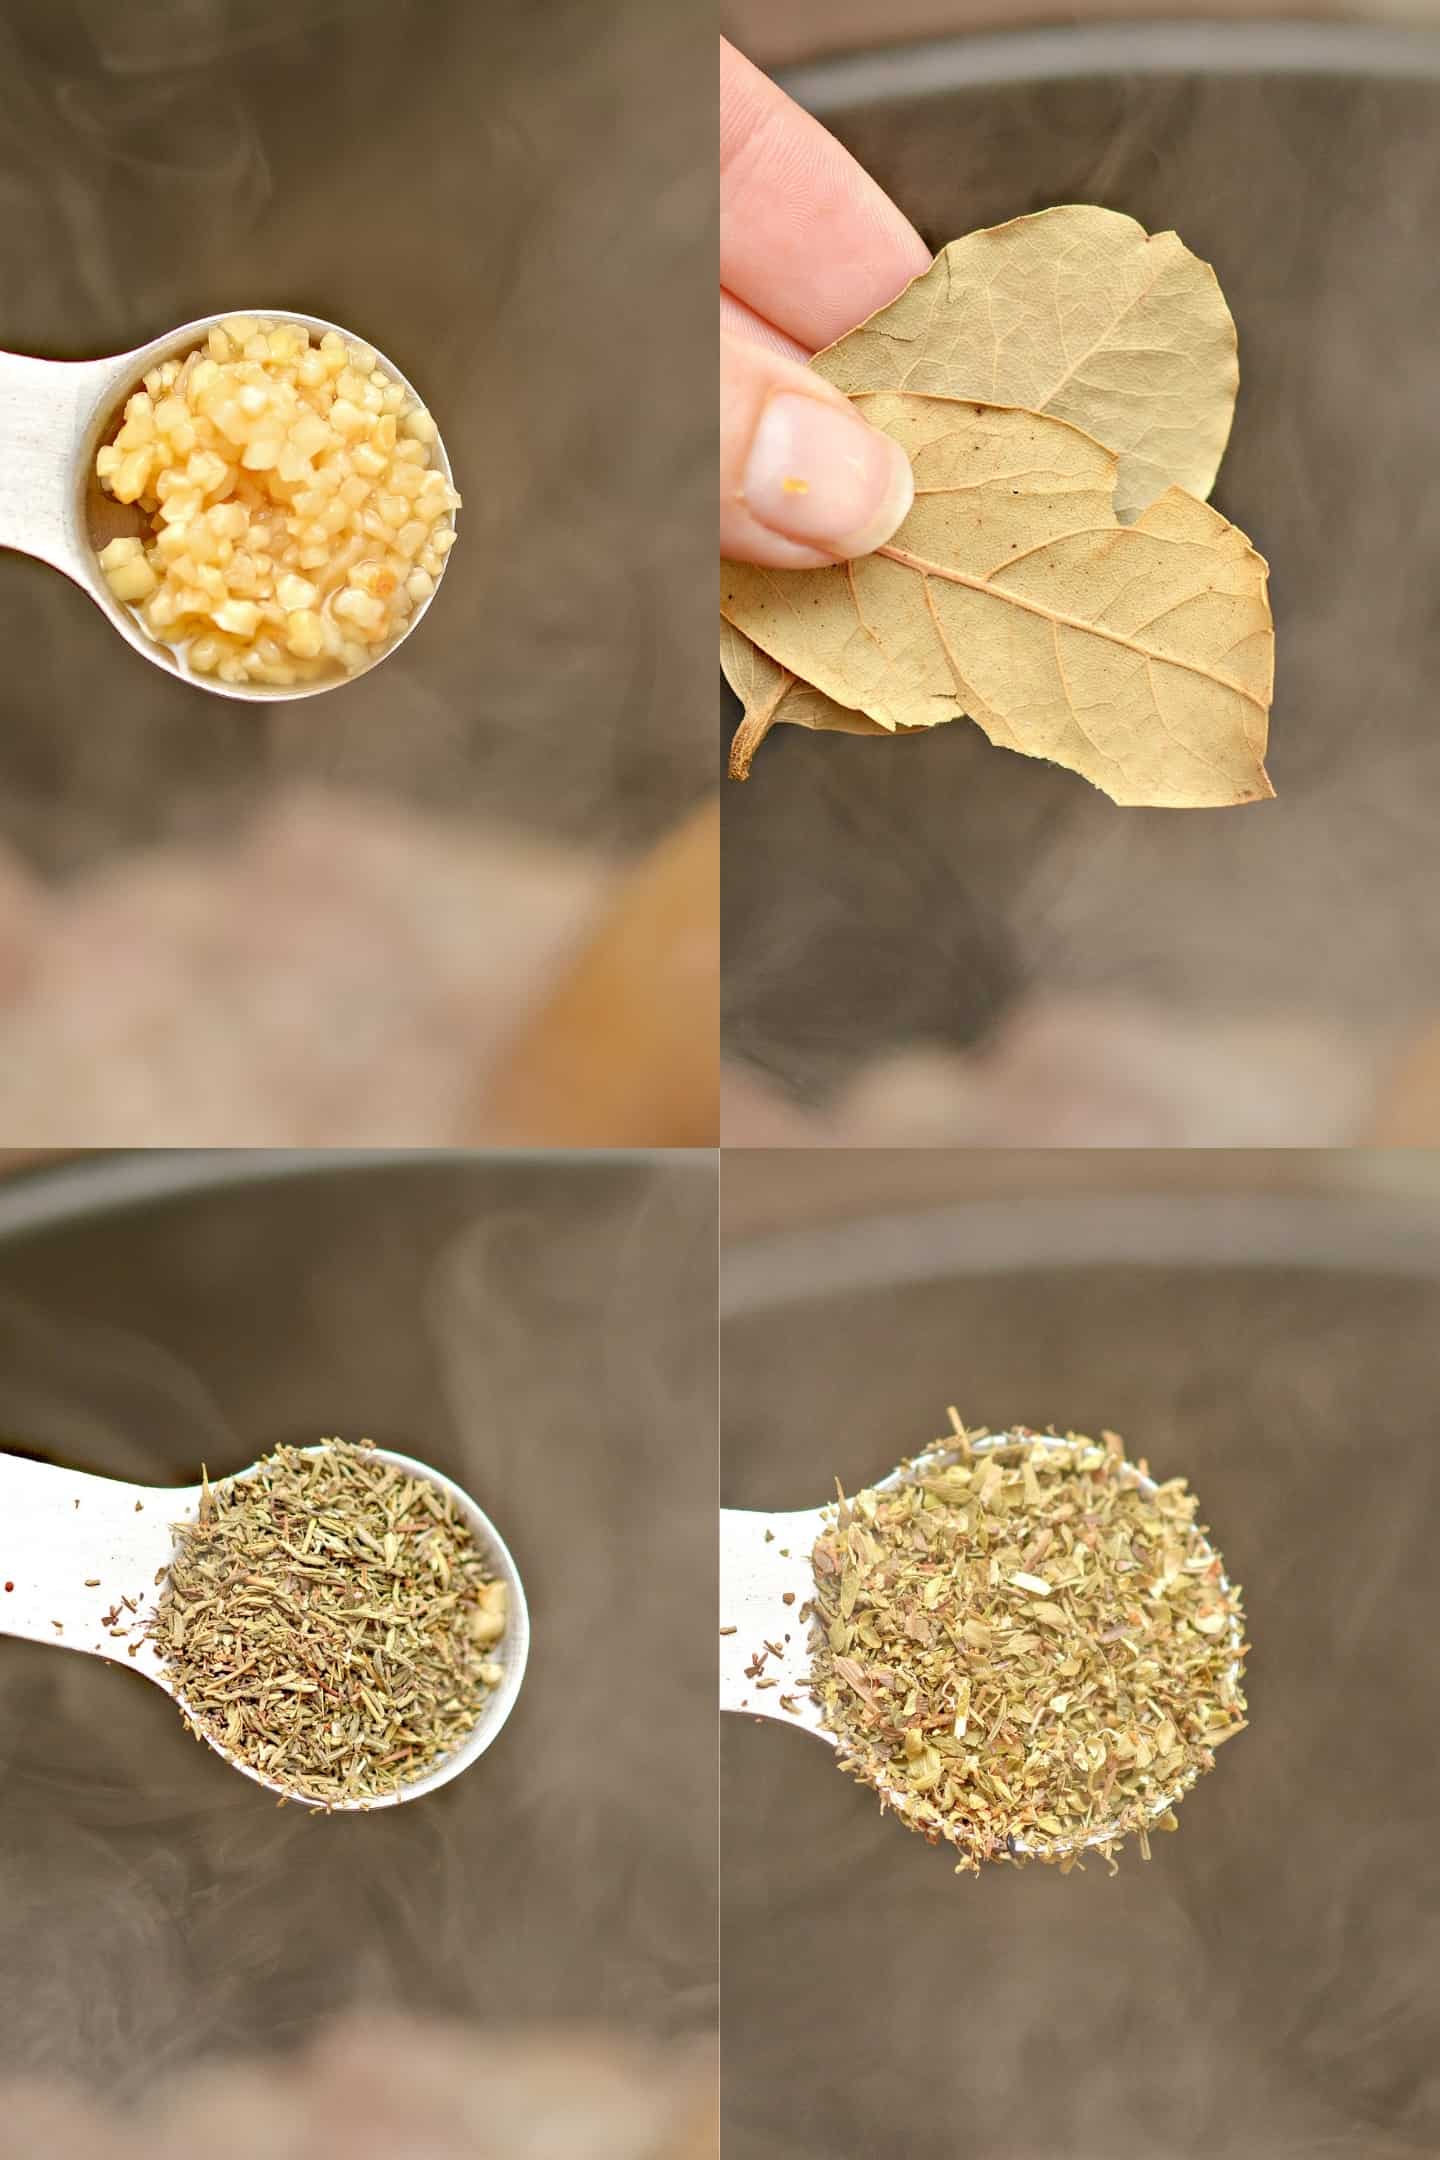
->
720, 39, 931, 355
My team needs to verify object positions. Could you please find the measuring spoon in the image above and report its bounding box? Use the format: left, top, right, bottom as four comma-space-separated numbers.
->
0, 310, 456, 701
0, 1441, 528, 1808
720, 1428, 1243, 1861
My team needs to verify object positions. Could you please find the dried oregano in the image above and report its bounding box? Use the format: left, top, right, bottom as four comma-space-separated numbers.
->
806, 1420, 1247, 1873
146, 1438, 506, 1805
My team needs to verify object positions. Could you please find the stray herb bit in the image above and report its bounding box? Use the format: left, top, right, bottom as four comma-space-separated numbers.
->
145, 1439, 507, 1805
807, 1426, 1247, 1874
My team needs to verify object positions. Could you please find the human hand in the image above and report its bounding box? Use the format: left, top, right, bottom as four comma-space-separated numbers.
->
720, 39, 931, 568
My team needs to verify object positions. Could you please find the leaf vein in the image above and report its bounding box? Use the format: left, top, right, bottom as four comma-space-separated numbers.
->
881, 542, 1265, 710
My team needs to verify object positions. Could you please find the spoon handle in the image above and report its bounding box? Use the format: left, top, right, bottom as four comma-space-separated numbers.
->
0, 349, 114, 577
0, 1450, 180, 1662
719, 1504, 829, 1731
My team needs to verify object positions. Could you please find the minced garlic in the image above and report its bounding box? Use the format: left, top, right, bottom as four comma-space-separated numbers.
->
94, 316, 459, 689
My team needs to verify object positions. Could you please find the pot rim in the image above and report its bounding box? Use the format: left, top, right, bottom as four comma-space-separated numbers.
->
722, 1186, 1440, 1317
0, 1146, 697, 1246
781, 16, 1440, 117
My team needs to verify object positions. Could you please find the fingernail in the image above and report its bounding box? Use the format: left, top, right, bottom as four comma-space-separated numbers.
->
742, 392, 915, 558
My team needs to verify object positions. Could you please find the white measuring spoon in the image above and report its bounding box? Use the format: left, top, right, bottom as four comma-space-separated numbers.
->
720, 1428, 1244, 1861
0, 1441, 528, 1809
0, 309, 456, 701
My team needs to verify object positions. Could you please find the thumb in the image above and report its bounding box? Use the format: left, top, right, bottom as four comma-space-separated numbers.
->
720, 326, 913, 569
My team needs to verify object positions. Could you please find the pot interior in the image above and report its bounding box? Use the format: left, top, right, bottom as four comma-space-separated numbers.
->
0, 1151, 716, 2095
723, 30, 1440, 1140
723, 1185, 1440, 2157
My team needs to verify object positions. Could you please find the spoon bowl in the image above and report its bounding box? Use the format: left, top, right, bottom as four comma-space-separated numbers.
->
0, 310, 456, 701
0, 1440, 528, 1808
721, 1427, 1243, 1861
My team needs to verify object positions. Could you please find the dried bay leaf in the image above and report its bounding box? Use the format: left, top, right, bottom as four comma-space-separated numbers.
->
723, 205, 1271, 796
810, 205, 1238, 523
722, 397, 1273, 809
719, 618, 895, 780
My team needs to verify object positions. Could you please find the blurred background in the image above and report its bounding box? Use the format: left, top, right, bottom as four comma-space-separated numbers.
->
721, 1, 1440, 1148
0, 0, 715, 1146
722, 1144, 1440, 2158
0, 1150, 717, 2155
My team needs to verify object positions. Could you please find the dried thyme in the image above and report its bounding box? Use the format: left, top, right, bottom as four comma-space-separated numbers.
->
806, 1423, 1247, 1873
145, 1439, 507, 1805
